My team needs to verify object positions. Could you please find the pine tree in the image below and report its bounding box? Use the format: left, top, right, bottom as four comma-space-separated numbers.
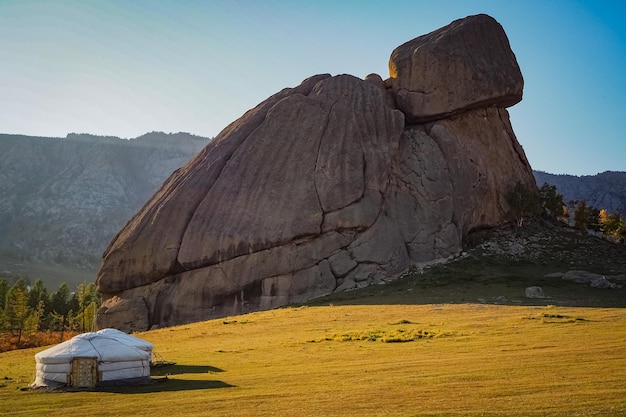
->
25, 300, 45, 335
0, 307, 8, 332
75, 283, 99, 332
0, 277, 8, 310
48, 283, 73, 339
538, 183, 565, 220
574, 201, 590, 230
28, 279, 48, 313
5, 281, 30, 345
506, 182, 539, 227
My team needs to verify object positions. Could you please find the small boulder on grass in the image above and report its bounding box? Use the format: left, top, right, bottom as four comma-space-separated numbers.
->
589, 276, 617, 289
525, 286, 545, 299
493, 295, 508, 304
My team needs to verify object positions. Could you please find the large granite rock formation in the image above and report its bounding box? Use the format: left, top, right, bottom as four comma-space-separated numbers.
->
95, 14, 535, 332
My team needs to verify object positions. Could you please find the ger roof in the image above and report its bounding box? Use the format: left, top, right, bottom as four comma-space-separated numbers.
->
35, 328, 152, 365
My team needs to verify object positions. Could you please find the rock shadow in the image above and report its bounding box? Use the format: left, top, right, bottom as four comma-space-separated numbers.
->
102, 377, 235, 394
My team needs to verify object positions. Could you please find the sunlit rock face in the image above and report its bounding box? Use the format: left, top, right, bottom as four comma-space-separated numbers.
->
95, 14, 535, 332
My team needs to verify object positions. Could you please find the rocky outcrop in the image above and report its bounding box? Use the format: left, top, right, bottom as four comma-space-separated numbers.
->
95, 14, 535, 332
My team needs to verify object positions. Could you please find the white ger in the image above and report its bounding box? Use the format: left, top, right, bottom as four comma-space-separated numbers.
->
33, 328, 153, 388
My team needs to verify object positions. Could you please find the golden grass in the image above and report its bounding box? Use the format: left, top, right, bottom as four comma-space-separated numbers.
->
1, 304, 626, 416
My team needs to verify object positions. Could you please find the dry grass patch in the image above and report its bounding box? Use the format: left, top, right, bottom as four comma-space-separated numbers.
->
321, 319, 449, 343
322, 328, 443, 342
1, 304, 626, 416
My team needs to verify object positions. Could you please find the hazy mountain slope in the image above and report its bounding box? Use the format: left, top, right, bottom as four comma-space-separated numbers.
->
534, 170, 626, 214
0, 132, 210, 283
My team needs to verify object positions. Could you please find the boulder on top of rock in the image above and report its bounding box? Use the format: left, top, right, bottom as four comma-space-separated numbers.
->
389, 14, 523, 123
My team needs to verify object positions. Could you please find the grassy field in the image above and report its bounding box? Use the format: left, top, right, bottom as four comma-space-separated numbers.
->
1, 303, 625, 416
2, 221, 625, 415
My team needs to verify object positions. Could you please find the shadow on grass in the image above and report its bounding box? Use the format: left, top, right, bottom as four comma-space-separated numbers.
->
151, 364, 224, 376
102, 378, 235, 394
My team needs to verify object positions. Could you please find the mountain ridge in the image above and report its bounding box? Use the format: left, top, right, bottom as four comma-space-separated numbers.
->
534, 170, 626, 214
0, 132, 211, 284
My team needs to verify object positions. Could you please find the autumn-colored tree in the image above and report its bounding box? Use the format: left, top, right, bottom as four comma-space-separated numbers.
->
599, 209, 626, 243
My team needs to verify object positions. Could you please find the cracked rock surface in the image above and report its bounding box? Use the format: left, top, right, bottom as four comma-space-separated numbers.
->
96, 14, 535, 332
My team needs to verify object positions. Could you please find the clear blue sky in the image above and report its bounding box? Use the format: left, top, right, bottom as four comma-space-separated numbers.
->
1, 0, 625, 176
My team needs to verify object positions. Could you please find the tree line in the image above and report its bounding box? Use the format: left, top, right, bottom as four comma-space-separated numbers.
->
507, 182, 626, 243
0, 276, 100, 347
